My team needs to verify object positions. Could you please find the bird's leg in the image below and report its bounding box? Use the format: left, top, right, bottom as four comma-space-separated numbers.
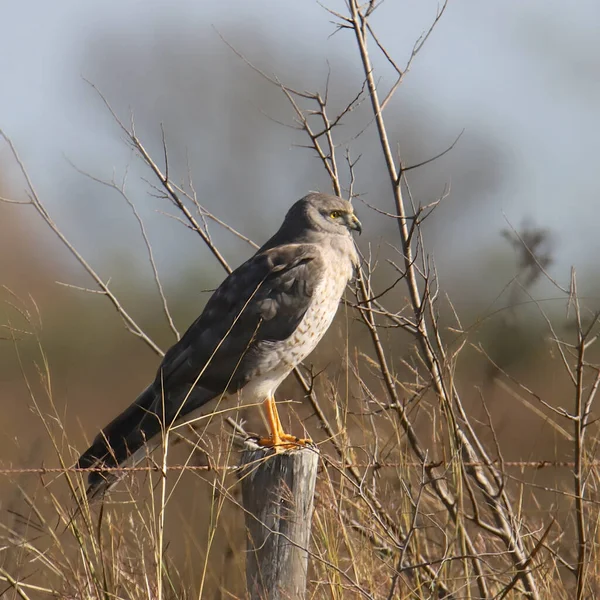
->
267, 396, 284, 444
257, 396, 312, 449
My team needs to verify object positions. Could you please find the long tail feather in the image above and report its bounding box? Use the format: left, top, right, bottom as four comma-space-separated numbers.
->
77, 384, 216, 499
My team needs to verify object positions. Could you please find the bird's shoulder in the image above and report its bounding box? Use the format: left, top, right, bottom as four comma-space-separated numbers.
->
207, 242, 324, 311
158, 243, 326, 384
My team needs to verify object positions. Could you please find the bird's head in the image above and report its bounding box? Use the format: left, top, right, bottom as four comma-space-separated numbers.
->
290, 192, 362, 237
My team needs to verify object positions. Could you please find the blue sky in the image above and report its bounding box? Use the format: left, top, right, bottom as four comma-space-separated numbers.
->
1, 1, 599, 289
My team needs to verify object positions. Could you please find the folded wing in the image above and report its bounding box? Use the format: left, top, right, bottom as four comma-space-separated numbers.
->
78, 243, 323, 497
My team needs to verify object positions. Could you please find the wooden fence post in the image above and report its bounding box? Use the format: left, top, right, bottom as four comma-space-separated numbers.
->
238, 441, 319, 600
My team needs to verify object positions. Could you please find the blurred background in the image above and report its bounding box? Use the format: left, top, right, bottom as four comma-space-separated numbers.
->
1, 0, 599, 594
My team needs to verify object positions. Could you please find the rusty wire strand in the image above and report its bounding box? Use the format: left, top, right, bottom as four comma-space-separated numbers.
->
0, 459, 590, 476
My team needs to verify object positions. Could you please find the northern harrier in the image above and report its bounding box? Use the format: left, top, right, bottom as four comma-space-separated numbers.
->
78, 192, 362, 497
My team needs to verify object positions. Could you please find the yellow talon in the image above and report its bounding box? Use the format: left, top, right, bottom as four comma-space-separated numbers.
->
256, 397, 312, 449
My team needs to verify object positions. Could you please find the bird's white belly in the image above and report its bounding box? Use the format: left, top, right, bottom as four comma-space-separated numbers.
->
282, 272, 348, 365
243, 262, 352, 402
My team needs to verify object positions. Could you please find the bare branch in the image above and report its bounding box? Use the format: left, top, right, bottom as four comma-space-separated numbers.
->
0, 129, 164, 357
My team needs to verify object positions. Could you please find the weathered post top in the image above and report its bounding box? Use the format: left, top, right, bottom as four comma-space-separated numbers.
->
238, 442, 320, 600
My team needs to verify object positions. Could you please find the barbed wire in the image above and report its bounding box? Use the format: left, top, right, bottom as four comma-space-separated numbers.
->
0, 459, 592, 476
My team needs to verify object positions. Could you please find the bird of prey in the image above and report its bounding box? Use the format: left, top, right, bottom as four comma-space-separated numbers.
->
78, 192, 362, 498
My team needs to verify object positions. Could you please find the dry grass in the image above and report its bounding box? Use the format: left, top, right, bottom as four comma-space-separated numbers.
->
2, 293, 599, 599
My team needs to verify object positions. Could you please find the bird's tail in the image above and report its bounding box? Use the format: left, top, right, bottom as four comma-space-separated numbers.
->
77, 384, 215, 499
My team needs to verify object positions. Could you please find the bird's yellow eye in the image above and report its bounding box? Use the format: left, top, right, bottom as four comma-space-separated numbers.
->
330, 210, 342, 219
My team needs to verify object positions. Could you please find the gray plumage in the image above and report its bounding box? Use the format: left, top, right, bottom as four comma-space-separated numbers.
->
77, 192, 361, 498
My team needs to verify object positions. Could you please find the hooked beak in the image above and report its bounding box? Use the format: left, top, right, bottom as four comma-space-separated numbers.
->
348, 213, 362, 235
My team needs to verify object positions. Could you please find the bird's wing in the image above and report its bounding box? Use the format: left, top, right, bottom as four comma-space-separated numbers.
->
157, 242, 324, 398
77, 243, 324, 497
